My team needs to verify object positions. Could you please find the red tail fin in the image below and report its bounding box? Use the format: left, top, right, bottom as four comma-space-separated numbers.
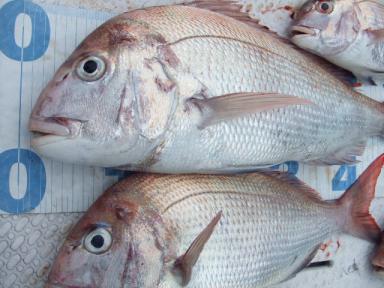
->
337, 154, 384, 242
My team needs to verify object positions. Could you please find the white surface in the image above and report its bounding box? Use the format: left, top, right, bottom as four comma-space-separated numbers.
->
0, 0, 383, 287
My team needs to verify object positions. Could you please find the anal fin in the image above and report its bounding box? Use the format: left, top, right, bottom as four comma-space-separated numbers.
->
305, 141, 366, 165
282, 244, 321, 283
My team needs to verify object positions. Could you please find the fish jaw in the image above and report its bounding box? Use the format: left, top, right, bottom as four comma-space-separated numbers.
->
30, 134, 141, 167
291, 25, 321, 53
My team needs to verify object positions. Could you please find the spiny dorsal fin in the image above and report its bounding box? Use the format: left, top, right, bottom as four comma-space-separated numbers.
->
184, 0, 356, 86
255, 171, 322, 201
172, 211, 222, 286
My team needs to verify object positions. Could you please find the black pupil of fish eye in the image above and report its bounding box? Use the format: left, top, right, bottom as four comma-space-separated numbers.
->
91, 234, 104, 249
321, 2, 329, 11
83, 59, 98, 74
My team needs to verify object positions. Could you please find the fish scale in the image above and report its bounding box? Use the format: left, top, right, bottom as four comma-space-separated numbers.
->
135, 174, 337, 287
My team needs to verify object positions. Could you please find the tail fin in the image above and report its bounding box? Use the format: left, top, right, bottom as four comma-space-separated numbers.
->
337, 154, 384, 242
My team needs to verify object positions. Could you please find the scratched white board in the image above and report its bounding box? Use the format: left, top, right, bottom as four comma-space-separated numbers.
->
0, 0, 383, 288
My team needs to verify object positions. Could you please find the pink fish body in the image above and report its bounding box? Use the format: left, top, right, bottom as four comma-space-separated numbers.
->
46, 155, 383, 288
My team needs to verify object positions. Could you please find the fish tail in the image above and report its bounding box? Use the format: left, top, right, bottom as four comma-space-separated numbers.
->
336, 154, 384, 242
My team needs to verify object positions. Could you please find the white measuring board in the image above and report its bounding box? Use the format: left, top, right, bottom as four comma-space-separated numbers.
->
0, 0, 384, 215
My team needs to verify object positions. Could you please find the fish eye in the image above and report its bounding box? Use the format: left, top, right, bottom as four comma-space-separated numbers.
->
83, 227, 112, 254
76, 55, 106, 82
316, 1, 334, 14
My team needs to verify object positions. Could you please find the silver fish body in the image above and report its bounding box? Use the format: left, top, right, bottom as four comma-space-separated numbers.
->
30, 5, 384, 173
46, 155, 383, 287
291, 0, 384, 85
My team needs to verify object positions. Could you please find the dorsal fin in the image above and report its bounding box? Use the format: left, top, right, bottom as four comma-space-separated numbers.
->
183, 0, 355, 86
255, 171, 322, 201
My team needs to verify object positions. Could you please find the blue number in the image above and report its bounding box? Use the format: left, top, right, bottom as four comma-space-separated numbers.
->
271, 161, 299, 175
0, 149, 46, 213
332, 164, 356, 191
105, 168, 131, 181
0, 0, 50, 61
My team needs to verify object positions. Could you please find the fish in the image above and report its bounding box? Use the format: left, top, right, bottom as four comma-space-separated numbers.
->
29, 2, 384, 173
372, 231, 384, 273
45, 154, 384, 288
291, 0, 384, 85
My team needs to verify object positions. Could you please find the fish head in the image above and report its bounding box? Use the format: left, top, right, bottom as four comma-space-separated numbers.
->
29, 15, 177, 168
46, 179, 170, 288
291, 0, 360, 56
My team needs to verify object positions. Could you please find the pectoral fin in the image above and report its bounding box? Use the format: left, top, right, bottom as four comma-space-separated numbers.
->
189, 92, 312, 129
172, 212, 222, 286
366, 28, 384, 45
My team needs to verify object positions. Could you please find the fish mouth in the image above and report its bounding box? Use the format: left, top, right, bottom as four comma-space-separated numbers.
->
291, 25, 316, 38
29, 117, 83, 138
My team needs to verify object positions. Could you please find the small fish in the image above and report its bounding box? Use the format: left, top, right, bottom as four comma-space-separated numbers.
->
45, 155, 383, 288
291, 0, 384, 85
29, 3, 384, 173
372, 231, 384, 273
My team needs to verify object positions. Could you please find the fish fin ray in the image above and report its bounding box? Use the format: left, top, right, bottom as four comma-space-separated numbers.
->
304, 141, 366, 165
366, 28, 384, 45
185, 0, 265, 31
188, 92, 312, 128
281, 245, 321, 282
172, 211, 222, 286
254, 171, 322, 201
337, 153, 384, 242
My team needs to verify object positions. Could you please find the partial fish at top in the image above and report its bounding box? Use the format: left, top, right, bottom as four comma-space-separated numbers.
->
291, 0, 384, 85
29, 3, 384, 173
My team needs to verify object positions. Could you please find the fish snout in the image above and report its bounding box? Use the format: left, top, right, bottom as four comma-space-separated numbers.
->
29, 116, 83, 138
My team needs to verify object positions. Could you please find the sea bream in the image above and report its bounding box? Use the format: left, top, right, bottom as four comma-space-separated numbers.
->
45, 154, 383, 288
291, 0, 384, 85
29, 3, 384, 173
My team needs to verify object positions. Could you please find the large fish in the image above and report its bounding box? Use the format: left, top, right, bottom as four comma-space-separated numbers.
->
29, 3, 384, 173
291, 0, 384, 85
45, 154, 383, 288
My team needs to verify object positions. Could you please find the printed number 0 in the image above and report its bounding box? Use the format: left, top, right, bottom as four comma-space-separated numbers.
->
0, 0, 50, 61
0, 149, 46, 213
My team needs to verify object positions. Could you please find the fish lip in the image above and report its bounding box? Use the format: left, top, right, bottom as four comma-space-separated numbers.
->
291, 25, 317, 38
29, 117, 84, 138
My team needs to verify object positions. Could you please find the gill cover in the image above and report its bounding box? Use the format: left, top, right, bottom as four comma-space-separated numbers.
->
128, 57, 177, 141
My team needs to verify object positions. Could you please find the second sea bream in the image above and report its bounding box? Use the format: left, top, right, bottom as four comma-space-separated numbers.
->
45, 155, 383, 288
29, 4, 384, 173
